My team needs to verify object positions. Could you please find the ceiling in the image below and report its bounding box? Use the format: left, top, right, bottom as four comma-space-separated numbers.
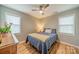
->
2, 4, 79, 19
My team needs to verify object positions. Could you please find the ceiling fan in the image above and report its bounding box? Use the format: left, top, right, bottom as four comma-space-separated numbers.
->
32, 4, 49, 15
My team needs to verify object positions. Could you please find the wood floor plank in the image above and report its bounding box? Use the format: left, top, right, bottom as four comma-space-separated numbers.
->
17, 41, 79, 54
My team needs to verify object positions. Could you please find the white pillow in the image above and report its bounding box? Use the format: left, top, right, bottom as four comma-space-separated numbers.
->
45, 29, 52, 33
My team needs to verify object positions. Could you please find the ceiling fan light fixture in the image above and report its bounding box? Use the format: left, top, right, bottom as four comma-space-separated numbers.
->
39, 10, 43, 14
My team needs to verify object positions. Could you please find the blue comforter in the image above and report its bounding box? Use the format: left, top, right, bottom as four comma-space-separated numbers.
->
27, 32, 57, 54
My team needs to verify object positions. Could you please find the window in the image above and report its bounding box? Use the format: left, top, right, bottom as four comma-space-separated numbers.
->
5, 14, 20, 33
59, 15, 75, 34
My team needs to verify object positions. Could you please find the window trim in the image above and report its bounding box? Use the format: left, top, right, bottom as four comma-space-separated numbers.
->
58, 14, 75, 35
5, 12, 21, 34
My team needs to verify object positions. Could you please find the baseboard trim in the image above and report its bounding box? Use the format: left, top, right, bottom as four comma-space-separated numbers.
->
57, 40, 79, 49
18, 40, 26, 44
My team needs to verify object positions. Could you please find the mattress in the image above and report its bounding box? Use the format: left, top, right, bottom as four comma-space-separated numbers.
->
28, 33, 49, 42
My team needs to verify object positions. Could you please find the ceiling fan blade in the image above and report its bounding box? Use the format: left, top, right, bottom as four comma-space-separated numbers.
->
32, 9, 39, 11
44, 4, 49, 9
32, 9, 37, 11
39, 4, 49, 10
40, 5, 43, 10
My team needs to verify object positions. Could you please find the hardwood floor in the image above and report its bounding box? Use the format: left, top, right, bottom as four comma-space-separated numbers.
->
17, 42, 39, 54
17, 41, 79, 54
50, 42, 79, 54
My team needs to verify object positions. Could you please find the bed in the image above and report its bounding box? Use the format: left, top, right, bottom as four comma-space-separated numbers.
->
26, 28, 57, 54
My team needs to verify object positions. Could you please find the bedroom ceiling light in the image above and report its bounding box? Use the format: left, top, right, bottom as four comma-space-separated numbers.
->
32, 4, 49, 15
39, 10, 44, 15
39, 10, 43, 14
